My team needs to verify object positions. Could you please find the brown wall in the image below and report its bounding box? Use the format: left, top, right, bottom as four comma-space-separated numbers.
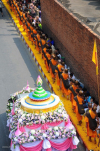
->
40, 0, 100, 101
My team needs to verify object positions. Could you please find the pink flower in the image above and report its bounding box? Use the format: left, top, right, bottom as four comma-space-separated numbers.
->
38, 116, 40, 120
48, 128, 52, 131
52, 136, 55, 139
38, 136, 41, 139
49, 132, 52, 135
62, 135, 65, 138
53, 119, 56, 122
42, 120, 45, 124
64, 129, 67, 133
25, 133, 28, 137
40, 136, 42, 140
48, 136, 50, 140
28, 139, 31, 142
38, 120, 41, 123
19, 141, 22, 144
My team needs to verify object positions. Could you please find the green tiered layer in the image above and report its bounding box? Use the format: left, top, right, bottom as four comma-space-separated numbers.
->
32, 86, 48, 98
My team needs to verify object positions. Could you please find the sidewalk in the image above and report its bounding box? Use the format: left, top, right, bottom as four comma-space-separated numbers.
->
58, 0, 100, 35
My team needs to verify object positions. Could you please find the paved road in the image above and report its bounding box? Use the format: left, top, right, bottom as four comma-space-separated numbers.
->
0, 6, 85, 151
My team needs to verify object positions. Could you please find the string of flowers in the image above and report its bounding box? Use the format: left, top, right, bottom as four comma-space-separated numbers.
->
7, 100, 69, 131
12, 126, 76, 145
12, 86, 34, 97
6, 86, 34, 113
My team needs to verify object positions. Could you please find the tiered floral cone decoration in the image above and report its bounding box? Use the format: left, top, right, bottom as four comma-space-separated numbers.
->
6, 76, 79, 151
29, 75, 51, 101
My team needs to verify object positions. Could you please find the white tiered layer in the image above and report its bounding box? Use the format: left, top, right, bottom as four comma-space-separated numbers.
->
21, 94, 60, 110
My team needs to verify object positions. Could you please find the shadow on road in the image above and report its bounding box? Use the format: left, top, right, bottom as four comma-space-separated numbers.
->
0, 113, 10, 151
81, 0, 100, 10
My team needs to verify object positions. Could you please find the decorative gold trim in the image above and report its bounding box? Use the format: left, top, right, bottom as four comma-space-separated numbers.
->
25, 95, 54, 105
21, 102, 62, 114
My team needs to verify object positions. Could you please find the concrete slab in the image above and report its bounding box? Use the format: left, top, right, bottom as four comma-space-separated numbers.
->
57, 0, 100, 35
